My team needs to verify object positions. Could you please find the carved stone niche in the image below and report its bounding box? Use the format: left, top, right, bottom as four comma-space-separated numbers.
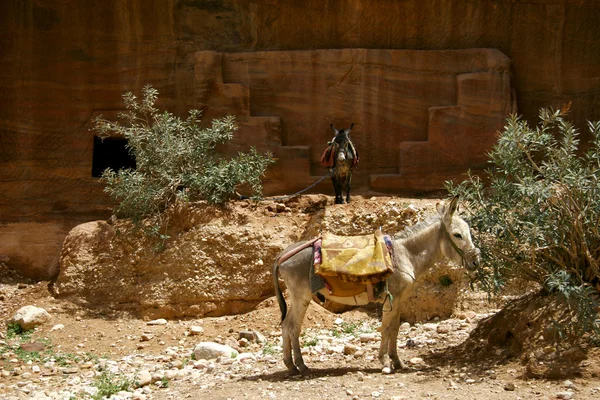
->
193, 48, 515, 195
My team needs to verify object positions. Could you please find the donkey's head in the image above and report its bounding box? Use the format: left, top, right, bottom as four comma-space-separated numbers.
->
330, 123, 355, 163
436, 196, 481, 271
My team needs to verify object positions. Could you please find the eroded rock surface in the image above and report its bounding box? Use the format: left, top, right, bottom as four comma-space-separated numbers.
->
54, 196, 468, 320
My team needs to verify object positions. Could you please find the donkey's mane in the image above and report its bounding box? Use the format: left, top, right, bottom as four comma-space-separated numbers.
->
394, 214, 441, 239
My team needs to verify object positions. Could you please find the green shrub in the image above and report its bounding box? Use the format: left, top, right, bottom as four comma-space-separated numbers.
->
447, 105, 600, 336
92, 371, 134, 400
92, 85, 275, 223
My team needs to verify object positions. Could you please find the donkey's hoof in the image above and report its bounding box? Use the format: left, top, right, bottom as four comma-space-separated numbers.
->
298, 366, 312, 376
382, 366, 392, 374
393, 359, 408, 371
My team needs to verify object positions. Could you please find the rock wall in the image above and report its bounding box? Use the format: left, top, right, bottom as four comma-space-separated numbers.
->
195, 48, 513, 194
2, 0, 599, 279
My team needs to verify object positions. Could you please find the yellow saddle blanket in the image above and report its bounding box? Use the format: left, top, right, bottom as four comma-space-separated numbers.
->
315, 230, 393, 284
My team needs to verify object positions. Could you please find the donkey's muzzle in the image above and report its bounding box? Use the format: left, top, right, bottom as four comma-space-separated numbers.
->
464, 247, 481, 271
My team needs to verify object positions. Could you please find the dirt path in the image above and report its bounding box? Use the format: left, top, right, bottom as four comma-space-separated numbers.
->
2, 280, 600, 399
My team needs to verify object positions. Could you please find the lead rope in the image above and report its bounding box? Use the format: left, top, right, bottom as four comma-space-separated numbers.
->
382, 280, 393, 312
382, 229, 394, 312
237, 172, 333, 202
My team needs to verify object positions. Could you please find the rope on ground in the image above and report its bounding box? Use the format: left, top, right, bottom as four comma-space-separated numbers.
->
238, 172, 332, 202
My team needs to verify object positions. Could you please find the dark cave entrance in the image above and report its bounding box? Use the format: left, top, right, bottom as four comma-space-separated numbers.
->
92, 136, 136, 177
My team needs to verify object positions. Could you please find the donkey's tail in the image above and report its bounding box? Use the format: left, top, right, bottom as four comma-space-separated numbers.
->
272, 257, 287, 324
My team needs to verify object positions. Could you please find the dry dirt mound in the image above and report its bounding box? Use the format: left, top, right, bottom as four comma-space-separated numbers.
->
52, 195, 473, 322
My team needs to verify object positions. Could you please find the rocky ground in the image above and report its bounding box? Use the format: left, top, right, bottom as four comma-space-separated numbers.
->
2, 276, 600, 399
1, 196, 600, 399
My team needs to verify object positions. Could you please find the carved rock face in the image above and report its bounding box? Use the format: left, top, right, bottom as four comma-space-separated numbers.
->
4, 1, 596, 279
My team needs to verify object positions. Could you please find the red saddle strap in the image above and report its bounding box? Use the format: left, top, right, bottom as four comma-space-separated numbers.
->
277, 237, 321, 265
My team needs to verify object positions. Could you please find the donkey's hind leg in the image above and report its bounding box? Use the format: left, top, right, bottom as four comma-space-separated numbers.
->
331, 175, 343, 204
282, 290, 312, 375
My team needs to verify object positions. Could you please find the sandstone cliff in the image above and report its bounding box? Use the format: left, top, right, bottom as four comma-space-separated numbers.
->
2, 0, 598, 279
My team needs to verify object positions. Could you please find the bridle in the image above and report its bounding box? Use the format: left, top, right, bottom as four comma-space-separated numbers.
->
440, 220, 480, 269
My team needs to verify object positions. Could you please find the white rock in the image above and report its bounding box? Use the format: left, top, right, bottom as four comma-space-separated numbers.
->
136, 370, 152, 387
140, 333, 154, 342
189, 326, 204, 335
409, 357, 425, 366
556, 392, 574, 400
146, 319, 167, 326
563, 380, 577, 390
422, 323, 437, 332
50, 324, 64, 331
436, 325, 451, 334
10, 306, 51, 330
359, 333, 379, 342
193, 360, 209, 370
237, 352, 256, 363
193, 342, 239, 360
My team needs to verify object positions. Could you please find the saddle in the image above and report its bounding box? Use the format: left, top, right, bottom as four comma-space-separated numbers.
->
313, 230, 393, 299
319, 141, 360, 168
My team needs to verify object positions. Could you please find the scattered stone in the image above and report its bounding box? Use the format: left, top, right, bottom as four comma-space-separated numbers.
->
458, 311, 477, 320
193, 342, 239, 360
344, 343, 359, 355
504, 382, 516, 391
140, 333, 154, 342
10, 306, 51, 330
193, 360, 209, 370
556, 392, 574, 400
136, 370, 152, 387
189, 325, 204, 335
563, 380, 577, 390
436, 325, 450, 334
147, 319, 167, 326
359, 333, 378, 343
50, 324, 65, 331
409, 357, 425, 367
239, 330, 266, 343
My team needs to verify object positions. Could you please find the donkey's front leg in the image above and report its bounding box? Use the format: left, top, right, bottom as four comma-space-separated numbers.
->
331, 175, 343, 204
378, 298, 403, 372
344, 173, 352, 203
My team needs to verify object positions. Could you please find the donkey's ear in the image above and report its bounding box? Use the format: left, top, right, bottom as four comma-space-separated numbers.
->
330, 123, 336, 133
449, 195, 459, 215
348, 123, 355, 131
436, 201, 446, 218
436, 195, 459, 220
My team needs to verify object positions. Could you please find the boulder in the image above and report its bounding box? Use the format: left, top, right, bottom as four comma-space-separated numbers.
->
10, 306, 51, 330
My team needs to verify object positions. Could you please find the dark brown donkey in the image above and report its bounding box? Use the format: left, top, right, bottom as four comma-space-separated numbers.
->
320, 124, 359, 204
